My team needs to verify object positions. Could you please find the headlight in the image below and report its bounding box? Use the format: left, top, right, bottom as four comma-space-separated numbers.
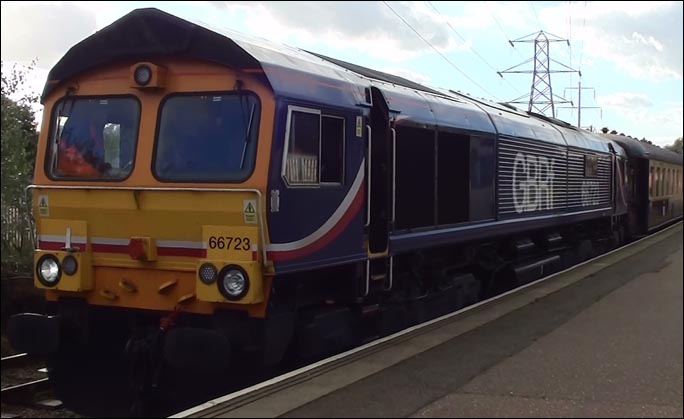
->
62, 255, 78, 276
134, 64, 152, 86
198, 263, 218, 284
217, 265, 249, 301
37, 254, 61, 287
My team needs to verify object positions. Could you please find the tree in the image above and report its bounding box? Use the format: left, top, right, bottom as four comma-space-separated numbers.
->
666, 137, 683, 154
1, 61, 39, 271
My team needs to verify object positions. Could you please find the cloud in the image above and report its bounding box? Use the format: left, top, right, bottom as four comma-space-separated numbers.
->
598, 92, 653, 109
649, 103, 683, 132
456, 1, 539, 32
1, 2, 98, 70
380, 67, 431, 84
210, 1, 472, 61
597, 93, 681, 145
540, 1, 682, 80
650, 136, 682, 147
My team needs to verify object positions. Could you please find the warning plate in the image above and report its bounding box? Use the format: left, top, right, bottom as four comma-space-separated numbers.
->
38, 195, 49, 217
243, 199, 257, 224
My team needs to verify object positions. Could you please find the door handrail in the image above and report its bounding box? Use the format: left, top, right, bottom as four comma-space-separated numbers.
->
365, 124, 372, 227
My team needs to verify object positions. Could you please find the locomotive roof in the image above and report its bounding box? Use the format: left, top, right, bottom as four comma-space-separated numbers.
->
304, 51, 445, 97
600, 134, 683, 165
41, 8, 261, 102
44, 8, 653, 157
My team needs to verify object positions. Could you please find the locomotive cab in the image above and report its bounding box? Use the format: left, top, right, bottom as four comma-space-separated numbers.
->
8, 10, 288, 415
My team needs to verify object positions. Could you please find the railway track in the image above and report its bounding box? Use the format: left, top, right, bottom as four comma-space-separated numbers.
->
1, 353, 59, 408
2, 353, 33, 370
1, 378, 53, 406
172, 221, 682, 418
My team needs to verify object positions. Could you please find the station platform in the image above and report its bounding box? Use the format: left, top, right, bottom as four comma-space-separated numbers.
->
287, 227, 682, 418
178, 224, 682, 418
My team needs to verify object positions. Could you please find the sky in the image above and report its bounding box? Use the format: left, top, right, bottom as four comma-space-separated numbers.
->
1, 1, 682, 147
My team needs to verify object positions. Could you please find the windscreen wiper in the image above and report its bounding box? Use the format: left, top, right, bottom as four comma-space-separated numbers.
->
239, 103, 256, 169
50, 86, 77, 171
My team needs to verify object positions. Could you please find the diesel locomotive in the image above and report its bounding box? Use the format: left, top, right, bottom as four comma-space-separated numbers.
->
8, 8, 682, 416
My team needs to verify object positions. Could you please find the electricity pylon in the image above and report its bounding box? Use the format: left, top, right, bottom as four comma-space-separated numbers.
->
498, 30, 580, 118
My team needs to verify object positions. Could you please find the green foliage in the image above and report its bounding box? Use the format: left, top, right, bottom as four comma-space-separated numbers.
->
601, 126, 677, 150
666, 137, 682, 155
1, 61, 39, 272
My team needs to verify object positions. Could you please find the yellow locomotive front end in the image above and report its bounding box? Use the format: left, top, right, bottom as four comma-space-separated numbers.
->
33, 187, 268, 311
7, 11, 284, 416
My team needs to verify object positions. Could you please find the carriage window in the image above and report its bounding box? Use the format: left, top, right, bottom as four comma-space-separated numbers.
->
649, 167, 654, 197
48, 97, 139, 180
673, 169, 676, 194
664, 168, 668, 196
284, 108, 344, 185
154, 93, 260, 182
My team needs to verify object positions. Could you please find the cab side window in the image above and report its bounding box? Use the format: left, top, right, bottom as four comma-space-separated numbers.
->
284, 106, 344, 186
320, 116, 344, 183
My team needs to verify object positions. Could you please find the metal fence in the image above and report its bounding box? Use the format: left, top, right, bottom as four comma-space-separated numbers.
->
1, 204, 35, 271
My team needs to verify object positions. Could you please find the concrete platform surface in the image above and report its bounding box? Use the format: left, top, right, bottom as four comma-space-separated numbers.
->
285, 229, 683, 418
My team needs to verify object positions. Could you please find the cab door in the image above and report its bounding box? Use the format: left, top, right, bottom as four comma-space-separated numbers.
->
367, 87, 391, 255
362, 87, 393, 296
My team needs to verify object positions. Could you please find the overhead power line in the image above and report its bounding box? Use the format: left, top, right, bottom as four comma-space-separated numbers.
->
559, 80, 602, 128
426, 1, 523, 95
382, 1, 498, 100
577, 1, 587, 71
484, 1, 525, 60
